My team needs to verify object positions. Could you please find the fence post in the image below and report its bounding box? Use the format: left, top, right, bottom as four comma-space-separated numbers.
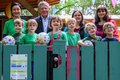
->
34, 45, 47, 80
0, 42, 2, 80
67, 46, 80, 80
109, 42, 120, 80
81, 46, 94, 80
3, 45, 17, 80
53, 40, 66, 80
95, 42, 108, 80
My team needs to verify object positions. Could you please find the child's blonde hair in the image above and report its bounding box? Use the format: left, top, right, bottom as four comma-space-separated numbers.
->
103, 22, 114, 31
66, 18, 76, 27
84, 22, 96, 33
14, 19, 23, 26
26, 19, 38, 28
49, 15, 63, 29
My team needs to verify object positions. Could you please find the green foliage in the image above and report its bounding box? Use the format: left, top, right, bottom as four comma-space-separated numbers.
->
50, 0, 120, 15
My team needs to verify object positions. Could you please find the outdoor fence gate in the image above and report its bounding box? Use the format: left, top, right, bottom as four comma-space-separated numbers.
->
0, 40, 120, 80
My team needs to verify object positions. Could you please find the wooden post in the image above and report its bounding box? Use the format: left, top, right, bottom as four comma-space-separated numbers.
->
18, 0, 38, 17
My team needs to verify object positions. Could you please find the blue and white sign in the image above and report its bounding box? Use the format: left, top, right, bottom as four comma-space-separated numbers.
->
10, 54, 27, 79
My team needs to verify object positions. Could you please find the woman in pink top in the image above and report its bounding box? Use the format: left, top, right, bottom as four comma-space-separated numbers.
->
94, 5, 118, 38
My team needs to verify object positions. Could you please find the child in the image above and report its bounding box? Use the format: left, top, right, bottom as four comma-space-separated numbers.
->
78, 22, 102, 46
47, 15, 68, 73
20, 19, 38, 44
20, 19, 38, 80
65, 18, 81, 80
102, 22, 118, 41
66, 18, 81, 46
48, 15, 68, 50
12, 19, 25, 45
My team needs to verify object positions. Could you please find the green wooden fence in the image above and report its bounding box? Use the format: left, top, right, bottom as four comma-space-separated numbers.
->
0, 41, 120, 80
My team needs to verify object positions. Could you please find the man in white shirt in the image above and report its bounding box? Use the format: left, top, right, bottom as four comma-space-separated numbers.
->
34, 1, 52, 33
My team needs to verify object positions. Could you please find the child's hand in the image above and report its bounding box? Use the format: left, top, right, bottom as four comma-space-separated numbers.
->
78, 40, 87, 46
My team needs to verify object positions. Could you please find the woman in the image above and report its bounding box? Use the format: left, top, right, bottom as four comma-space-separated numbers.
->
64, 10, 87, 39
94, 5, 118, 38
72, 10, 87, 39
3, 2, 27, 37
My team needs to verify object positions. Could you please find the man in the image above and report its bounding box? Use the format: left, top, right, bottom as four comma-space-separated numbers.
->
34, 1, 52, 33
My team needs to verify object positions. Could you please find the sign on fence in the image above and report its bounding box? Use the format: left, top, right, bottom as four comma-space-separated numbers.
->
10, 54, 27, 80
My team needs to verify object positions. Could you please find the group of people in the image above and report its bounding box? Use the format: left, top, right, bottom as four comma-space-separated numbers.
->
2, 1, 119, 80
2, 1, 119, 47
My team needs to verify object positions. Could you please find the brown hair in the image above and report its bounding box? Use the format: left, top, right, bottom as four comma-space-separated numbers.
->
72, 10, 84, 27
49, 15, 63, 29
95, 5, 109, 25
11, 2, 22, 16
103, 22, 114, 31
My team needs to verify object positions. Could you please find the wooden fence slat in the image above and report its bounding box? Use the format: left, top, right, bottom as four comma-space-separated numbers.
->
109, 42, 120, 80
34, 45, 47, 80
67, 46, 80, 80
3, 45, 16, 80
81, 46, 94, 80
53, 40, 66, 80
95, 42, 108, 80
0, 42, 2, 80
18, 44, 32, 80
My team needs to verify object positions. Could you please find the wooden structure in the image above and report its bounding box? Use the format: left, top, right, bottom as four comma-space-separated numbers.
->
0, 0, 60, 17
0, 0, 60, 40
1, 40, 120, 80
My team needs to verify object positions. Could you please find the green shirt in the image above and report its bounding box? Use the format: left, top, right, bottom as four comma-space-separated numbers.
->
20, 33, 37, 44
83, 36, 102, 42
48, 31, 68, 45
12, 33, 25, 45
3, 19, 27, 35
66, 32, 81, 46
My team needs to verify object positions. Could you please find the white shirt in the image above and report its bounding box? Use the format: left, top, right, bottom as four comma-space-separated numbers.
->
41, 15, 50, 33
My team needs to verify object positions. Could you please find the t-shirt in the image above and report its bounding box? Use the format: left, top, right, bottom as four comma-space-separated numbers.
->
102, 37, 118, 42
20, 33, 37, 44
3, 19, 27, 35
48, 31, 68, 45
83, 35, 102, 42
66, 32, 81, 46
12, 33, 25, 45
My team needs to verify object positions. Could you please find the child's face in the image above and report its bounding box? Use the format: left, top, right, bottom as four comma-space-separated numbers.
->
67, 20, 76, 30
51, 19, 61, 29
27, 23, 37, 33
104, 26, 114, 34
87, 27, 96, 36
14, 23, 23, 33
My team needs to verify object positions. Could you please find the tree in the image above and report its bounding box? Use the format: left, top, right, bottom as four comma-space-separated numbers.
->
50, 0, 120, 15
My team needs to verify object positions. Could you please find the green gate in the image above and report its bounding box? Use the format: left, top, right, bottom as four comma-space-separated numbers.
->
1, 41, 120, 80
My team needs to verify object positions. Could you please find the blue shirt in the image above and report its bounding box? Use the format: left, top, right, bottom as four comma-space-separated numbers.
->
102, 37, 118, 42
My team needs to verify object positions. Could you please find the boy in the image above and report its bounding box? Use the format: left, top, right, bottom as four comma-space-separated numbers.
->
102, 22, 118, 41
66, 18, 81, 46
12, 19, 25, 45
20, 19, 38, 80
78, 23, 102, 46
20, 19, 38, 44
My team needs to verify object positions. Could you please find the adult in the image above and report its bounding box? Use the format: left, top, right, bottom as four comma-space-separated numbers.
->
94, 5, 118, 38
34, 1, 52, 33
64, 10, 87, 39
72, 10, 88, 39
3, 2, 27, 37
